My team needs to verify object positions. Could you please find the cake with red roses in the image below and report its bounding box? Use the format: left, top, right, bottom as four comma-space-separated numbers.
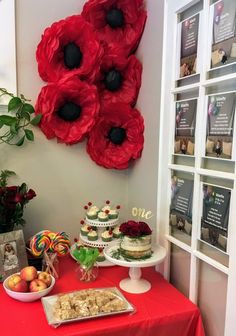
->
119, 221, 152, 259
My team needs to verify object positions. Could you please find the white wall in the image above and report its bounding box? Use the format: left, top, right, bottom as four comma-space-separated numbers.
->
0, 0, 164, 241
128, 0, 164, 241
0, 0, 128, 240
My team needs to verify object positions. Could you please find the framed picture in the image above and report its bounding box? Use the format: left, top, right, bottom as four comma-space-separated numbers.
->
174, 98, 197, 156
205, 92, 236, 160
178, 13, 200, 79
200, 183, 231, 253
210, 0, 236, 70
0, 229, 28, 281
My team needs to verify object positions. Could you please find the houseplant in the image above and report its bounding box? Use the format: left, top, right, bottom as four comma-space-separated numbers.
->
0, 88, 41, 146
0, 89, 40, 232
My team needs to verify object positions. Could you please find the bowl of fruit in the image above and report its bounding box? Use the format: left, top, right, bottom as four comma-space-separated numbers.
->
3, 266, 55, 302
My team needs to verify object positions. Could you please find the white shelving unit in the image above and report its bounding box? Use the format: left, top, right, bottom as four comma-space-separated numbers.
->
158, 0, 236, 335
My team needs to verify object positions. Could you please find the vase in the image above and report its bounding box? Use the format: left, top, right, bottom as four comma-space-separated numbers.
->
0, 222, 15, 233
76, 263, 99, 282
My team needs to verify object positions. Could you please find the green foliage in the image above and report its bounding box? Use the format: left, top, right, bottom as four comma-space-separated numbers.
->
0, 170, 16, 187
0, 88, 41, 146
73, 247, 99, 269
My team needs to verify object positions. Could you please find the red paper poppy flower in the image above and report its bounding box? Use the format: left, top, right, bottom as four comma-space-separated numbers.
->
35, 77, 100, 145
36, 15, 103, 83
82, 0, 147, 56
96, 53, 142, 106
87, 102, 144, 169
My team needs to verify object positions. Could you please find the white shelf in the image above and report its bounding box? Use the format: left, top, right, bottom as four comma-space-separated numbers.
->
196, 168, 235, 180
171, 82, 200, 94
80, 233, 120, 248
203, 73, 236, 88
85, 217, 119, 227
168, 164, 195, 173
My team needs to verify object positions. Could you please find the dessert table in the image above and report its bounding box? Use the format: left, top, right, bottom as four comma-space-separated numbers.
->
0, 255, 205, 336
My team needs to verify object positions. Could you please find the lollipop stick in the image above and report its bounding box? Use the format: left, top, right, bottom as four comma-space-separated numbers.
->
43, 252, 59, 279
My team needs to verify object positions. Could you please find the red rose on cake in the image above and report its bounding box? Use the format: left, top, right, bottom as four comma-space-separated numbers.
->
119, 220, 152, 259
120, 220, 152, 237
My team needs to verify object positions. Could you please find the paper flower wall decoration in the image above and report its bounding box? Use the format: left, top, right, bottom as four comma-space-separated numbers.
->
96, 52, 142, 106
35, 0, 147, 169
87, 102, 144, 169
35, 77, 100, 144
36, 15, 103, 83
82, 0, 147, 56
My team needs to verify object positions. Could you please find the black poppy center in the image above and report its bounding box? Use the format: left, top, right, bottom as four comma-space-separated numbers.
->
57, 102, 81, 122
106, 8, 124, 28
108, 127, 126, 145
64, 42, 82, 69
104, 69, 123, 91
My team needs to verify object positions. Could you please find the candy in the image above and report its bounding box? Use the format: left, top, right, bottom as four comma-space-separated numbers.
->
49, 231, 71, 256
30, 230, 70, 257
29, 230, 51, 257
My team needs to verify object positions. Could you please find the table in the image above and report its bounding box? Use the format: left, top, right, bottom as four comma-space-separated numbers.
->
0, 255, 205, 336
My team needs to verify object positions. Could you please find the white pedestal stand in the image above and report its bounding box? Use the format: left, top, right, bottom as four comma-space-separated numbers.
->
104, 244, 166, 294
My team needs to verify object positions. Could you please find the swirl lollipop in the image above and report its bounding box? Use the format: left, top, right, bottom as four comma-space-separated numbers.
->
30, 230, 51, 257
50, 231, 71, 256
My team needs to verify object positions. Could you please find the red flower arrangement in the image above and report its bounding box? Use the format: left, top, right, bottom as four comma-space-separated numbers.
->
35, 0, 147, 169
36, 15, 103, 83
82, 0, 147, 56
96, 53, 142, 106
0, 170, 36, 233
120, 221, 152, 237
87, 102, 144, 169
35, 77, 100, 145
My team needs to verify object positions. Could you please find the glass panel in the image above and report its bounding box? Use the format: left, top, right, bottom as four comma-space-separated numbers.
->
170, 244, 190, 297
201, 157, 235, 173
198, 240, 229, 267
172, 155, 195, 167
198, 261, 228, 336
169, 171, 194, 246
179, 1, 203, 21
175, 74, 200, 88
176, 89, 199, 101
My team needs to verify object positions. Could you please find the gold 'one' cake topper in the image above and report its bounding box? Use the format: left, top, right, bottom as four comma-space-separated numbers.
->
131, 207, 153, 220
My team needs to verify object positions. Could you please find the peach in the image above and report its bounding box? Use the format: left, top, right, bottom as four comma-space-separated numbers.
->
29, 279, 47, 292
8, 274, 28, 292
38, 272, 52, 287
20, 266, 38, 282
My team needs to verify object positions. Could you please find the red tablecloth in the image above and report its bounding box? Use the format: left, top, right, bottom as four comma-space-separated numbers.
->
0, 256, 205, 336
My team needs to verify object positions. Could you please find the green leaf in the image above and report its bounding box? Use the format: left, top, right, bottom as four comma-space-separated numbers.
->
16, 135, 25, 146
19, 183, 27, 194
24, 129, 34, 141
0, 170, 16, 187
22, 103, 34, 114
10, 122, 18, 134
21, 111, 31, 121
30, 114, 42, 126
8, 97, 22, 112
0, 115, 17, 126
0, 120, 4, 128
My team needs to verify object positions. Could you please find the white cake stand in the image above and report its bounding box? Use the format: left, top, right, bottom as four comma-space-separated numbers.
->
104, 244, 166, 294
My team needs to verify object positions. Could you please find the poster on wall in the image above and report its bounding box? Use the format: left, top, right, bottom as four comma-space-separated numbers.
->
175, 99, 197, 155
205, 92, 236, 160
200, 184, 231, 253
180, 13, 199, 78
169, 176, 194, 237
210, 0, 236, 69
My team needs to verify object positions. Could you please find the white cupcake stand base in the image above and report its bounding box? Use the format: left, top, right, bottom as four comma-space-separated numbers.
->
104, 244, 166, 294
